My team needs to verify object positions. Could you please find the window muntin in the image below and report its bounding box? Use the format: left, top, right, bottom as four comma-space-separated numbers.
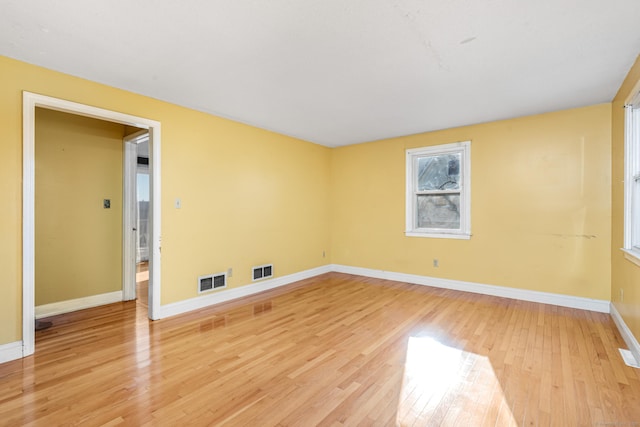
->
406, 141, 470, 239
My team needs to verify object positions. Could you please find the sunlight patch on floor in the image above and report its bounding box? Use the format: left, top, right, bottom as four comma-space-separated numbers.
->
397, 337, 516, 426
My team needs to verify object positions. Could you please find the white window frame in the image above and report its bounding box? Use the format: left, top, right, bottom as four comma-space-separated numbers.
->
406, 141, 471, 239
623, 91, 640, 266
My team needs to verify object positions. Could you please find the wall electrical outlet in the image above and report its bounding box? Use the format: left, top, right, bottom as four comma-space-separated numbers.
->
433, 259, 439, 267
227, 268, 233, 278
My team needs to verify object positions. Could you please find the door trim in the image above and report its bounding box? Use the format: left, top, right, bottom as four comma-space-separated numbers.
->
22, 92, 162, 357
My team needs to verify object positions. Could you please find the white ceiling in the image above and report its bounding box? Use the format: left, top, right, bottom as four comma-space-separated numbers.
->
2, 1, 640, 147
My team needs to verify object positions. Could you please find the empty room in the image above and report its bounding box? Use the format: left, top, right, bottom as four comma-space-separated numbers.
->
1, 1, 640, 425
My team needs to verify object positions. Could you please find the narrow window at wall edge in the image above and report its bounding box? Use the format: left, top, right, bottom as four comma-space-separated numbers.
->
624, 92, 640, 263
405, 140, 471, 239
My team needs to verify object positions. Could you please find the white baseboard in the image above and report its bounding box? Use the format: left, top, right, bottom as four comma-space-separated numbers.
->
0, 341, 23, 364
35, 291, 123, 319
160, 263, 611, 320
4, 264, 630, 366
159, 265, 333, 319
330, 264, 611, 313
610, 303, 640, 367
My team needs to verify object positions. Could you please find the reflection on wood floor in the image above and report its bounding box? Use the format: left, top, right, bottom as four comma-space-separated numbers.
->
1, 273, 639, 425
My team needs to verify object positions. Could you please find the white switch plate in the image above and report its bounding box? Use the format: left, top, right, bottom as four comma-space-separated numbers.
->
175, 198, 181, 209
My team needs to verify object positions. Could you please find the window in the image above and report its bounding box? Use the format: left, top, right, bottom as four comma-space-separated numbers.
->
406, 141, 471, 239
624, 92, 640, 263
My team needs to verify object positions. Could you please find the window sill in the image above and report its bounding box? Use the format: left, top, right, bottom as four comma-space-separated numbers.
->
405, 231, 471, 240
621, 248, 640, 268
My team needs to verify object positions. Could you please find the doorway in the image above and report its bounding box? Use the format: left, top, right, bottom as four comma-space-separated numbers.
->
136, 139, 150, 265
22, 92, 162, 357
123, 130, 151, 308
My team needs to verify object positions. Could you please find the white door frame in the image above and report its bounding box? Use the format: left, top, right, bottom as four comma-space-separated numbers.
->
22, 92, 162, 357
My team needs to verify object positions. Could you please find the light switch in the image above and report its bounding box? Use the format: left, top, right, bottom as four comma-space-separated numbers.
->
175, 198, 181, 209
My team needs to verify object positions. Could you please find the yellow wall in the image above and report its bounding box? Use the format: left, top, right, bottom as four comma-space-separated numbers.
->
160, 115, 331, 304
611, 55, 640, 342
35, 108, 125, 305
331, 104, 612, 300
0, 55, 331, 344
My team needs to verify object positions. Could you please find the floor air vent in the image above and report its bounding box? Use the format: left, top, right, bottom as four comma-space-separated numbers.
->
198, 273, 227, 293
252, 264, 273, 281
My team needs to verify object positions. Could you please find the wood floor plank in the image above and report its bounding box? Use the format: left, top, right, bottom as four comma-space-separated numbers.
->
1, 272, 639, 425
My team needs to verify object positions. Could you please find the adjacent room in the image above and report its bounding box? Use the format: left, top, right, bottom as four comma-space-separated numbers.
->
1, 1, 640, 425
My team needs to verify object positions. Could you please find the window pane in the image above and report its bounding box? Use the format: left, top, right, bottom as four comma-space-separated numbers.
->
137, 172, 149, 202
634, 179, 640, 248
417, 154, 460, 191
416, 194, 460, 229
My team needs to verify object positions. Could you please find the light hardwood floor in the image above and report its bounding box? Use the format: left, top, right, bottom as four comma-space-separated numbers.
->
136, 261, 149, 308
1, 273, 639, 426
